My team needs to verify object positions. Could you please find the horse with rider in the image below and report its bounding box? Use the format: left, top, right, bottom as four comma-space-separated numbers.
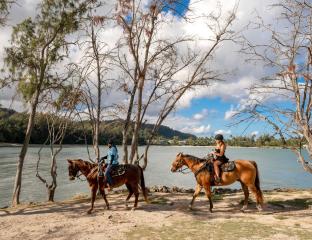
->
67, 135, 264, 213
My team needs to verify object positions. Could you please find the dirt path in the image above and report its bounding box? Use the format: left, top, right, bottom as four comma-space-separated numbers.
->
1, 189, 311, 240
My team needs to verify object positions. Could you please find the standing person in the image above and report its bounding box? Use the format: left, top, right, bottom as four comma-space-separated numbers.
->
99, 139, 119, 191
210, 134, 229, 184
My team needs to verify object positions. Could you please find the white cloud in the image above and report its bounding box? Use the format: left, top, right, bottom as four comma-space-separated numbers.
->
214, 129, 231, 135
182, 124, 211, 135
224, 105, 239, 120
193, 108, 208, 120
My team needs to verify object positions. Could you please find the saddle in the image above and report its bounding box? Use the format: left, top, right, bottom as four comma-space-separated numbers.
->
205, 160, 235, 173
108, 164, 126, 177
195, 156, 236, 186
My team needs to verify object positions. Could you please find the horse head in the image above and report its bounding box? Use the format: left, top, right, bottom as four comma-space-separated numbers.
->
171, 152, 185, 172
67, 159, 80, 180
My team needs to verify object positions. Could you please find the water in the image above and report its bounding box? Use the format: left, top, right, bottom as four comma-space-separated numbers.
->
0, 145, 311, 207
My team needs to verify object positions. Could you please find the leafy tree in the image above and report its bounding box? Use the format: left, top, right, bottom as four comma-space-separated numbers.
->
0, 0, 13, 26
3, 0, 91, 206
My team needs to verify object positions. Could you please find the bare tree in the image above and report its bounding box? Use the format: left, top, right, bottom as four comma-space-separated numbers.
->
75, 2, 114, 162
115, 0, 239, 167
36, 84, 82, 201
235, 0, 312, 173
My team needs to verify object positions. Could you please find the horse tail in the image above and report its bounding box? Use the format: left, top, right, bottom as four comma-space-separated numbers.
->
251, 161, 263, 204
139, 165, 149, 203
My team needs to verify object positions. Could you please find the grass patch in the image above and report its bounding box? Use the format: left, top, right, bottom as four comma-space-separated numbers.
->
274, 215, 288, 220
268, 198, 312, 209
125, 220, 312, 240
150, 196, 169, 205
212, 194, 224, 201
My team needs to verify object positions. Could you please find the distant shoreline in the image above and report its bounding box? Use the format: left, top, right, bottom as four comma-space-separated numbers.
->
0, 142, 291, 149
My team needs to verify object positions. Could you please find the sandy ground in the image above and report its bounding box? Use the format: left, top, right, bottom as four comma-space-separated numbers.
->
1, 188, 312, 240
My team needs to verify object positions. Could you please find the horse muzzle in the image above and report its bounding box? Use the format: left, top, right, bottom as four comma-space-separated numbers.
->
171, 167, 177, 172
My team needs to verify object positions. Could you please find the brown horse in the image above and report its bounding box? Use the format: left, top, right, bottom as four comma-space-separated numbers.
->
171, 153, 264, 212
67, 159, 148, 214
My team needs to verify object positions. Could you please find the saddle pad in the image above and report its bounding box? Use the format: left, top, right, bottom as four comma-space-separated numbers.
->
220, 161, 235, 172
110, 165, 126, 177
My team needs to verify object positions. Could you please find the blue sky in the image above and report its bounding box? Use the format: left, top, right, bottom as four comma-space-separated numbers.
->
163, 0, 273, 137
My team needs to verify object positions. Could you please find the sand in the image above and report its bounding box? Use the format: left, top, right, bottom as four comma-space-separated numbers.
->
1, 188, 312, 240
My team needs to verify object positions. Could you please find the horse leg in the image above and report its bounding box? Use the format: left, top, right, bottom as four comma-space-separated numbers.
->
189, 184, 202, 210
99, 183, 109, 210
125, 183, 134, 208
248, 185, 263, 211
203, 185, 213, 213
132, 184, 139, 210
240, 181, 249, 212
87, 185, 98, 214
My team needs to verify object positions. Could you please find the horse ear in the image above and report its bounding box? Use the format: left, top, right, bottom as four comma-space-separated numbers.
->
67, 159, 72, 164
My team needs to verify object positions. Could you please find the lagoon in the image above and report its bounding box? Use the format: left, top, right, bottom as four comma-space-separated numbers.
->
0, 145, 311, 207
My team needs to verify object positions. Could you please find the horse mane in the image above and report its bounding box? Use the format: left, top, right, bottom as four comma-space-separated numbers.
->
72, 159, 96, 169
182, 154, 207, 163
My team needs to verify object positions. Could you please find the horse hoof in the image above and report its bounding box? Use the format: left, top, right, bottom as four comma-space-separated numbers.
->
241, 206, 247, 212
87, 209, 92, 214
209, 209, 213, 213
131, 207, 136, 211
106, 206, 110, 210
257, 205, 263, 212
188, 205, 193, 211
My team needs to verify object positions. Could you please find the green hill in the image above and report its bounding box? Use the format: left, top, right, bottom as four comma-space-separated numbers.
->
0, 107, 195, 144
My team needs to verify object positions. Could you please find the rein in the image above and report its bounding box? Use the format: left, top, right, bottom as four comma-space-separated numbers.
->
76, 173, 87, 181
194, 161, 209, 177
177, 167, 192, 174
177, 157, 210, 176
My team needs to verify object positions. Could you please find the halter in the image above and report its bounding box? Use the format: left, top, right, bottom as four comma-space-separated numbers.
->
175, 157, 192, 174
177, 167, 192, 174
176, 156, 211, 176
76, 172, 87, 181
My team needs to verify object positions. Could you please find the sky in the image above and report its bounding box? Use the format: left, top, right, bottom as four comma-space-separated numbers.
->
0, 0, 285, 138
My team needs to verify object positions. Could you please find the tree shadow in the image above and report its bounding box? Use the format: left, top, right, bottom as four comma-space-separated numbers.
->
1, 192, 311, 219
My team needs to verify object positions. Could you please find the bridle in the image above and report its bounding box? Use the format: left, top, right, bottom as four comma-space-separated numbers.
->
175, 157, 192, 174
76, 172, 87, 181
69, 166, 87, 181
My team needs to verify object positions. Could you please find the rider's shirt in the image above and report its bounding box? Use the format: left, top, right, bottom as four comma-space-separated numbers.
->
215, 148, 229, 163
107, 146, 119, 165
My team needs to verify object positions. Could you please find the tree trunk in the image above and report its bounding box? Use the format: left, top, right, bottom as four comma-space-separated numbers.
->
48, 188, 56, 202
129, 76, 144, 163
122, 129, 128, 163
92, 22, 101, 162
142, 141, 150, 170
122, 81, 138, 164
12, 97, 39, 206
48, 154, 57, 202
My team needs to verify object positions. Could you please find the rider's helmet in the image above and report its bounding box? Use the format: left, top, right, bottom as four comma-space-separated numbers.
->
214, 134, 224, 141
107, 138, 114, 145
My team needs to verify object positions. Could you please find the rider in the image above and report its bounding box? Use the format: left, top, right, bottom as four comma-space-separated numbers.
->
99, 139, 119, 191
210, 134, 229, 184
